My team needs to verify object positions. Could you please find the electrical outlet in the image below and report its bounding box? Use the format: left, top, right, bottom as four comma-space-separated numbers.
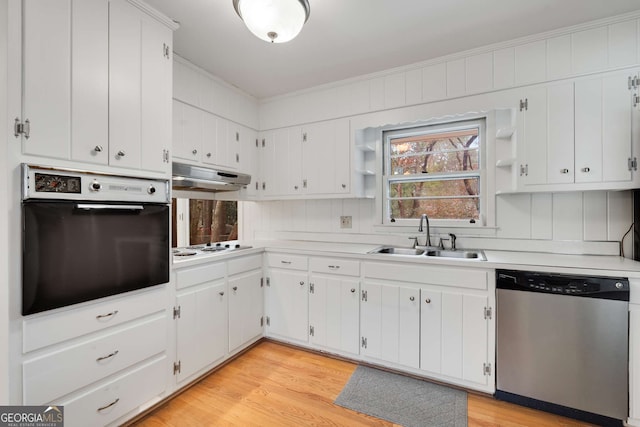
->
340, 216, 352, 229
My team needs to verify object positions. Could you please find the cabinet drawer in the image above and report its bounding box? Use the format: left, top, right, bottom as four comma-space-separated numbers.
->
228, 254, 262, 276
23, 314, 167, 405
309, 257, 360, 276
363, 262, 488, 290
23, 286, 167, 353
59, 356, 167, 427
175, 261, 226, 289
267, 253, 308, 270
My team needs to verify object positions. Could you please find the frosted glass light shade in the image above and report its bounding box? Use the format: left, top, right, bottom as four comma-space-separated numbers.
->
233, 0, 310, 43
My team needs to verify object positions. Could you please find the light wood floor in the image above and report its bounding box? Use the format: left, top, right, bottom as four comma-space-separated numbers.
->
131, 341, 594, 427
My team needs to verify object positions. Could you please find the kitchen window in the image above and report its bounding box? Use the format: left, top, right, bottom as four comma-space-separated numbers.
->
383, 119, 485, 226
172, 198, 238, 247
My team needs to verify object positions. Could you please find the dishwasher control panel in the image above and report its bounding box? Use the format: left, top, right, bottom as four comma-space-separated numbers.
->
497, 270, 629, 301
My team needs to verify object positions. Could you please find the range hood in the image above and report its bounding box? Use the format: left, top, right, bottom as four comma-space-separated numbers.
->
172, 162, 251, 192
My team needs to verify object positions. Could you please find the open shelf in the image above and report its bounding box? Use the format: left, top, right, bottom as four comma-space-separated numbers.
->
496, 126, 516, 140
496, 158, 516, 168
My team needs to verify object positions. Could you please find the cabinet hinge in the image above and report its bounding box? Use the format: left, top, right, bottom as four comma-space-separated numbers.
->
483, 362, 492, 376
266, 277, 270, 287
255, 138, 259, 148
519, 164, 528, 177
484, 306, 492, 320
303, 179, 307, 189
309, 325, 314, 336
163, 43, 170, 59
14, 118, 30, 139
260, 277, 264, 287
309, 283, 315, 294
255, 181, 259, 190
635, 94, 640, 108
361, 290, 367, 302
519, 98, 528, 111
302, 132, 307, 142
262, 138, 266, 147
173, 306, 181, 319
162, 149, 170, 163
361, 337, 367, 349
262, 182, 266, 191
260, 316, 264, 327
629, 157, 638, 171
629, 75, 640, 90
266, 316, 270, 326
173, 361, 181, 375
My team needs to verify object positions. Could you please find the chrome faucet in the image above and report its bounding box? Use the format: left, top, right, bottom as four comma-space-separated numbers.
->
418, 214, 431, 247
449, 233, 457, 250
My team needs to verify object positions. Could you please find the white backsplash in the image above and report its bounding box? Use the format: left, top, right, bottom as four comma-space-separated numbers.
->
240, 190, 633, 257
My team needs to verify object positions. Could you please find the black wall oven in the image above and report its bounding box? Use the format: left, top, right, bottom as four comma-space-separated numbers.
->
22, 165, 170, 315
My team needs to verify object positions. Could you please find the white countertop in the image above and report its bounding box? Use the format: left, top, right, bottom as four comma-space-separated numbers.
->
174, 239, 640, 277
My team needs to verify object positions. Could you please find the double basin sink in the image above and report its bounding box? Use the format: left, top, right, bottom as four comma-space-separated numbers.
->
370, 246, 486, 261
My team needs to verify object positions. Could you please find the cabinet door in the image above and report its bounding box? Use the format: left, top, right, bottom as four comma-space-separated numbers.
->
519, 86, 547, 186
546, 82, 574, 184
176, 280, 228, 383
575, 77, 604, 183
22, 0, 71, 159
602, 71, 633, 183
462, 294, 489, 385
140, 14, 172, 174
360, 282, 419, 369
228, 123, 241, 170
70, 0, 108, 165
309, 275, 360, 354
174, 103, 202, 162
260, 131, 274, 196
228, 269, 264, 353
266, 269, 308, 342
334, 119, 351, 194
201, 112, 217, 165
288, 127, 303, 194
420, 289, 442, 373
239, 129, 260, 198
109, 0, 142, 169
302, 122, 334, 194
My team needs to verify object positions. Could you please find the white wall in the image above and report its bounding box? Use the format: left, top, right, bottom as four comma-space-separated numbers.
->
242, 191, 631, 256
0, 0, 9, 404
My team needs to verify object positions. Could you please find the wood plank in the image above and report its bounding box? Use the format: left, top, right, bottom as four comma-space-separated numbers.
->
130, 341, 595, 427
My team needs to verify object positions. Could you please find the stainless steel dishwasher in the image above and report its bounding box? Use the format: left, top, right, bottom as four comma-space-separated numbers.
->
496, 269, 629, 427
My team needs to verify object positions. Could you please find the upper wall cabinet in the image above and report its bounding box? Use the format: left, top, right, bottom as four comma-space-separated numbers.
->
257, 119, 367, 200
17, 0, 176, 175
517, 69, 639, 192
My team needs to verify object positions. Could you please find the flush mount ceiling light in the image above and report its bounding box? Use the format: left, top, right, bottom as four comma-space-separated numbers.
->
233, 0, 310, 43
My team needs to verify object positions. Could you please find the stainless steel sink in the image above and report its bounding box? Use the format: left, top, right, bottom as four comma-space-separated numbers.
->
424, 249, 486, 260
371, 246, 425, 255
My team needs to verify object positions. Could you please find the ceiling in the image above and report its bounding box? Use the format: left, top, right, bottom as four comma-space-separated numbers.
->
145, 0, 640, 99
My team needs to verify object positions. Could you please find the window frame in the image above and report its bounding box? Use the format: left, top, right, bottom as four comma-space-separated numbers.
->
381, 118, 486, 228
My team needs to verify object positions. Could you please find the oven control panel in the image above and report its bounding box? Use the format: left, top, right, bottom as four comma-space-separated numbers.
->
23, 164, 169, 203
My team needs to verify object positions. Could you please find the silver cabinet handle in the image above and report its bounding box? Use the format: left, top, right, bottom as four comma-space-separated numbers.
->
96, 350, 119, 362
342, 184, 346, 189
97, 398, 120, 412
351, 288, 356, 293
581, 167, 590, 173
116, 150, 125, 158
560, 168, 569, 174
410, 296, 415, 301
328, 265, 340, 269
24, 119, 30, 139
294, 185, 298, 190
425, 298, 431, 304
232, 286, 238, 291
299, 281, 305, 286
94, 145, 103, 152
219, 291, 224, 296
280, 260, 292, 264
96, 310, 118, 320
192, 149, 197, 155
206, 152, 212, 157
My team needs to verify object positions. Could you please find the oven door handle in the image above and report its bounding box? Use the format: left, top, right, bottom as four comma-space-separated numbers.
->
75, 204, 144, 211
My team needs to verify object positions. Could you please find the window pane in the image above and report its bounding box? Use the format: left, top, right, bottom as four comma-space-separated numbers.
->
390, 198, 480, 220
390, 128, 479, 175
188, 200, 238, 245
389, 177, 479, 198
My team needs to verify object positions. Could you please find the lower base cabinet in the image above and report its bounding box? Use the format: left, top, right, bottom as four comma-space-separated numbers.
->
175, 280, 228, 382
228, 263, 264, 353
266, 268, 309, 342
360, 282, 420, 369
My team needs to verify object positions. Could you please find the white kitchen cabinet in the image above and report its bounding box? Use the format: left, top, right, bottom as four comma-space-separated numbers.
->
360, 281, 420, 369
173, 101, 202, 162
17, 0, 174, 174
308, 258, 360, 355
228, 268, 263, 353
175, 280, 228, 383
517, 70, 637, 191
266, 269, 309, 343
239, 128, 260, 199
266, 254, 309, 343
420, 290, 490, 386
